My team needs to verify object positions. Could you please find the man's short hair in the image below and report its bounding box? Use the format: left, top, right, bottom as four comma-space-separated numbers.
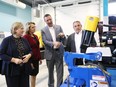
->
73, 21, 81, 25
44, 14, 51, 18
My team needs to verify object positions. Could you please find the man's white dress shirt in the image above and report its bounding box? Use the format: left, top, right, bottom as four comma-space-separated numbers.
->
49, 27, 56, 42
75, 30, 82, 53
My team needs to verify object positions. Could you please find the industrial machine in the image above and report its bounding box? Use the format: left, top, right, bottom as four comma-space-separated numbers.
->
85, 31, 116, 68
81, 16, 99, 52
81, 16, 116, 67
60, 52, 111, 87
61, 16, 115, 87
99, 25, 116, 67
0, 32, 5, 74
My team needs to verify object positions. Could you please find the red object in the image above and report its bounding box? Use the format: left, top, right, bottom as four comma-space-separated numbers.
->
23, 34, 41, 61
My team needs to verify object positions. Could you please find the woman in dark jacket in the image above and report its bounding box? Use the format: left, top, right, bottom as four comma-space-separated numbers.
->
0, 22, 32, 87
23, 22, 42, 87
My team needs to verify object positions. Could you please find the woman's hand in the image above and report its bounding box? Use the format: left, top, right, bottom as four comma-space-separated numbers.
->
22, 53, 31, 63
39, 59, 42, 65
11, 58, 23, 65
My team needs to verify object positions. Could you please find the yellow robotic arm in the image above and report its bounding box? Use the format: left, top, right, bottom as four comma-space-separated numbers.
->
81, 16, 99, 51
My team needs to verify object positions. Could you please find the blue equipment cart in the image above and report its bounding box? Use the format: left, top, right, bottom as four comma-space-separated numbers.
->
60, 52, 111, 87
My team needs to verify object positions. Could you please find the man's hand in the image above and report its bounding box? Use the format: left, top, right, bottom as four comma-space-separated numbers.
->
53, 41, 61, 49
58, 33, 65, 38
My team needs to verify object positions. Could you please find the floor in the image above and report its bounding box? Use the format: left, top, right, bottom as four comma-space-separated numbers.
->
0, 59, 116, 87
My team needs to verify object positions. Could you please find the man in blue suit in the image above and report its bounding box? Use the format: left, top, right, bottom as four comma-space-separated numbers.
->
41, 14, 65, 87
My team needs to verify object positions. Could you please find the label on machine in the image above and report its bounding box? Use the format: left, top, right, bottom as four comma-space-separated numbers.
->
92, 75, 105, 81
90, 80, 108, 87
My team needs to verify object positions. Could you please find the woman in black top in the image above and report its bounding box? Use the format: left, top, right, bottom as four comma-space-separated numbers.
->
0, 22, 32, 87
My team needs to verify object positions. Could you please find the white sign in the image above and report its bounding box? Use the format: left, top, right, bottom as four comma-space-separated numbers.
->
90, 80, 108, 87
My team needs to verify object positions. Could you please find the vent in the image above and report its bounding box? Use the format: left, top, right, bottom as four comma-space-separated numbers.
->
62, 3, 73, 7
78, 1, 91, 4
33, 8, 40, 18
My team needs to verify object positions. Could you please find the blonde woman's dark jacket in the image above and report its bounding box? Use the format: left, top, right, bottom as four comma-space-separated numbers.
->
0, 35, 32, 76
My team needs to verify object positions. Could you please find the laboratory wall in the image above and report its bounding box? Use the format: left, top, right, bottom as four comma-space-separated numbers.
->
41, 1, 100, 45
0, 1, 31, 32
42, 1, 100, 35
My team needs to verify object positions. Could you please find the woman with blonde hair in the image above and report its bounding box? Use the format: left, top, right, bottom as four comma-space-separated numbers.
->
23, 22, 42, 87
0, 22, 32, 87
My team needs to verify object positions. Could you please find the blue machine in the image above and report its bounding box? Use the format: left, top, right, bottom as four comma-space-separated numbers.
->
60, 52, 111, 87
